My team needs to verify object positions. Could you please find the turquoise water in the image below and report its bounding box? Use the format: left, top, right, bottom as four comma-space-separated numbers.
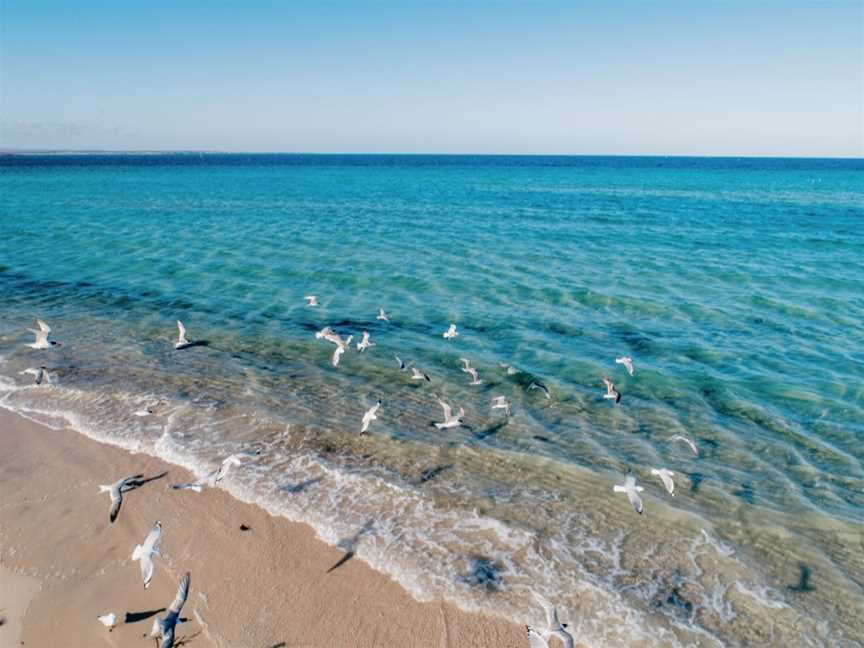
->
1, 154, 862, 647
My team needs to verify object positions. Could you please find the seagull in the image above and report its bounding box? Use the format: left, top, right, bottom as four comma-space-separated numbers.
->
651, 468, 675, 495
20, 366, 49, 385
434, 395, 465, 430
315, 327, 352, 349
134, 407, 154, 417
443, 323, 458, 340
361, 400, 381, 434
169, 450, 259, 493
528, 381, 551, 400
304, 295, 319, 307
527, 595, 575, 648
669, 435, 699, 456
26, 318, 60, 349
616, 356, 635, 376
491, 395, 511, 416
98, 474, 144, 523
332, 343, 349, 367
356, 331, 375, 351
394, 355, 412, 372
132, 521, 162, 588
174, 321, 193, 350
377, 307, 389, 322
96, 613, 117, 630
499, 362, 519, 375
613, 475, 644, 514
411, 367, 431, 382
602, 377, 621, 403
150, 572, 190, 648
459, 358, 483, 385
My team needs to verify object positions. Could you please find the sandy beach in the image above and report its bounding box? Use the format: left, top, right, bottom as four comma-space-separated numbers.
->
0, 408, 528, 648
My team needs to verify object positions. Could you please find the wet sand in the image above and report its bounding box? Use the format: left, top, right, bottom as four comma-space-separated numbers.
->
0, 407, 528, 648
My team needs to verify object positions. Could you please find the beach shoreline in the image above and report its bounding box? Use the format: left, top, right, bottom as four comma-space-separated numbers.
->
0, 407, 528, 648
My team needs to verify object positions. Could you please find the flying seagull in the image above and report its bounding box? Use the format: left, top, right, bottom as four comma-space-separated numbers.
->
613, 475, 644, 514
356, 331, 375, 351
651, 468, 675, 495
491, 395, 511, 416
26, 318, 61, 349
20, 366, 49, 385
377, 307, 389, 322
411, 367, 431, 382
98, 474, 144, 523
443, 323, 458, 340
527, 595, 575, 648
602, 377, 621, 404
361, 400, 381, 434
615, 356, 635, 376
96, 613, 117, 630
332, 343, 349, 367
170, 451, 259, 492
132, 521, 162, 588
434, 395, 465, 430
528, 381, 551, 400
174, 321, 194, 350
459, 358, 483, 385
304, 295, 319, 307
150, 572, 190, 648
669, 435, 699, 456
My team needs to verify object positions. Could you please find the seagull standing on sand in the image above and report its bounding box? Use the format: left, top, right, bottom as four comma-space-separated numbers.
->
460, 358, 483, 385
361, 400, 381, 434
443, 323, 458, 340
434, 395, 465, 430
132, 521, 162, 588
491, 395, 511, 416
356, 331, 375, 352
602, 377, 621, 403
20, 367, 49, 385
377, 308, 389, 322
96, 613, 117, 630
527, 595, 575, 648
150, 572, 190, 648
669, 435, 699, 456
26, 318, 61, 349
174, 321, 194, 350
529, 381, 551, 400
98, 474, 144, 523
651, 468, 675, 495
304, 295, 319, 307
615, 356, 635, 376
411, 367, 431, 382
613, 475, 644, 514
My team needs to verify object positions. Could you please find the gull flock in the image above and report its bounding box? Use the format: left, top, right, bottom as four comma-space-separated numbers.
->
21, 305, 704, 647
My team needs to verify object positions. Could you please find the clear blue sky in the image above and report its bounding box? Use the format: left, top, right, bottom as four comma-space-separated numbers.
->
1, 1, 861, 156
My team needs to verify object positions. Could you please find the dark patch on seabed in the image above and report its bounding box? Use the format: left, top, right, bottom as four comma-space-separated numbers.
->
788, 564, 815, 593
460, 556, 504, 592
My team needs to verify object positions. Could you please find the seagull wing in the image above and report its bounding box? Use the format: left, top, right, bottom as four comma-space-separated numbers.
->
437, 398, 453, 421
176, 321, 188, 345
36, 318, 51, 333
109, 487, 123, 523
167, 572, 190, 615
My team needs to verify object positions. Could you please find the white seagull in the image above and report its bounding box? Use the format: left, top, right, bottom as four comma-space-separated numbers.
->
332, 343, 349, 367
527, 595, 575, 648
132, 521, 162, 588
613, 475, 644, 514
361, 400, 381, 434
174, 321, 193, 350
150, 572, 190, 648
304, 295, 319, 307
356, 331, 375, 351
602, 377, 621, 403
20, 366, 49, 385
26, 318, 60, 349
616, 355, 635, 376
651, 468, 675, 495
377, 307, 389, 322
434, 395, 465, 430
96, 612, 117, 630
411, 367, 431, 382
315, 326, 352, 349
98, 474, 144, 523
669, 435, 699, 456
459, 358, 483, 385
491, 395, 511, 416
443, 323, 458, 340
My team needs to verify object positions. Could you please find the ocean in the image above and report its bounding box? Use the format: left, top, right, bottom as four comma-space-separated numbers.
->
1, 154, 862, 647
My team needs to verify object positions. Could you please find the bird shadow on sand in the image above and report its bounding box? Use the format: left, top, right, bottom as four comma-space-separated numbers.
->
124, 608, 165, 623
326, 519, 374, 574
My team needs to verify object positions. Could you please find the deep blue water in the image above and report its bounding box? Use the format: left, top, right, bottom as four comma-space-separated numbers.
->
1, 154, 862, 647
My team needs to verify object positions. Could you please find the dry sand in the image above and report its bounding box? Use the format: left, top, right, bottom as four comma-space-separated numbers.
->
0, 407, 527, 648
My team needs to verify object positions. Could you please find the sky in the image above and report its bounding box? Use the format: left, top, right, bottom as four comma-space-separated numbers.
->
0, 1, 861, 156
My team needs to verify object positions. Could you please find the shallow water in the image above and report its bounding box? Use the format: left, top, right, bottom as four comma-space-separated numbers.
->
1, 154, 862, 647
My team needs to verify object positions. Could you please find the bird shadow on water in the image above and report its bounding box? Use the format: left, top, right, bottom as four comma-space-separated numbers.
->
459, 556, 504, 592
124, 608, 165, 623
278, 477, 323, 494
414, 464, 453, 486
326, 519, 374, 574
176, 340, 210, 350
473, 421, 508, 441
788, 564, 815, 593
